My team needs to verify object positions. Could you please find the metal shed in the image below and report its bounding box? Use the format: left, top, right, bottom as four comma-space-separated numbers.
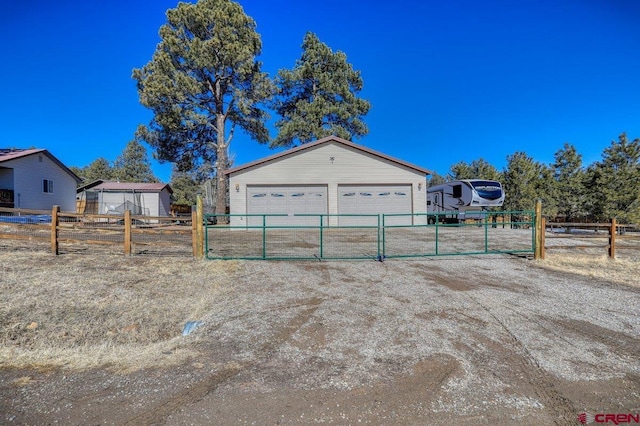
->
76, 181, 173, 217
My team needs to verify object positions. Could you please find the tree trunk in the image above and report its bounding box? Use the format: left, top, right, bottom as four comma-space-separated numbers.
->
216, 115, 229, 224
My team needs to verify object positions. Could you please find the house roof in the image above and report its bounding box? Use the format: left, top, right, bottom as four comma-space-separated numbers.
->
77, 180, 173, 194
0, 148, 82, 183
224, 136, 433, 176
0, 148, 45, 162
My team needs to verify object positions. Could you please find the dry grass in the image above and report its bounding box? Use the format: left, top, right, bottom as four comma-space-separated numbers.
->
538, 253, 640, 288
2, 246, 637, 375
0, 252, 239, 372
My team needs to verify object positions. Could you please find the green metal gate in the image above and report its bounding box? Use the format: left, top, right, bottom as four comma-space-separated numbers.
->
381, 211, 535, 258
205, 211, 535, 260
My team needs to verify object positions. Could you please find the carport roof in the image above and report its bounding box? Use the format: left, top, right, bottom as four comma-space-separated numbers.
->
224, 136, 433, 176
77, 180, 173, 194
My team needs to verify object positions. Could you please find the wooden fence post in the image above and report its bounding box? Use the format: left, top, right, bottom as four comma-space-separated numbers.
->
609, 218, 616, 259
124, 209, 131, 256
196, 195, 204, 259
51, 205, 59, 255
534, 200, 543, 260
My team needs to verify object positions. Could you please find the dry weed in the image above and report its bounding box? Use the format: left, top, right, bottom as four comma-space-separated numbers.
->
538, 253, 639, 288
0, 252, 239, 372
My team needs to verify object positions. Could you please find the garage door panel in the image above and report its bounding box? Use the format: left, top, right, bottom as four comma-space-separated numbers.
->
249, 191, 269, 207
339, 185, 412, 225
247, 185, 327, 226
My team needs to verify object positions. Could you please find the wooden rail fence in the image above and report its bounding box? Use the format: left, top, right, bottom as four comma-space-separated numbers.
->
2, 201, 637, 260
541, 217, 640, 260
1, 203, 205, 258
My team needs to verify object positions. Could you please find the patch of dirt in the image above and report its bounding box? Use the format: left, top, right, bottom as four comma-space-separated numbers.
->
1, 254, 639, 425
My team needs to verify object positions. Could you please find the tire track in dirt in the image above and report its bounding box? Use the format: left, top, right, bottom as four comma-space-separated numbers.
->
469, 295, 577, 425
425, 269, 576, 423
551, 318, 640, 359
497, 304, 583, 350
122, 297, 323, 425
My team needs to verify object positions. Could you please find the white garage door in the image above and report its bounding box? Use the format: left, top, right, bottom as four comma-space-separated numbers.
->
247, 185, 328, 226
338, 185, 412, 225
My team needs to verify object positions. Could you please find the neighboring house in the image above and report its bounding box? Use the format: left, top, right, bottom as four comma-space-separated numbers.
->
76, 180, 173, 217
225, 136, 432, 226
0, 148, 81, 212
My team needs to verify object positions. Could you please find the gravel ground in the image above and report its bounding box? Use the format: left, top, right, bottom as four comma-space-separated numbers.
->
1, 254, 639, 425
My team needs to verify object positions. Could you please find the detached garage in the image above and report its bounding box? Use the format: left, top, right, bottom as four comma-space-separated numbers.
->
225, 136, 432, 227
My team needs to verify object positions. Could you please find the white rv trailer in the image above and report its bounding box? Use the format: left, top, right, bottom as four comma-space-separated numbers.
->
427, 179, 505, 223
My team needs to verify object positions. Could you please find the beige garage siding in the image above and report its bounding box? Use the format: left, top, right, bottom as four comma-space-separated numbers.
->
227, 138, 429, 227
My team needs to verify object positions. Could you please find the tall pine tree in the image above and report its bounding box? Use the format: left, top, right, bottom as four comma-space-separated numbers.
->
169, 166, 201, 205
133, 0, 273, 217
272, 32, 370, 147
113, 140, 158, 183
503, 151, 554, 215
588, 133, 640, 223
79, 158, 115, 183
448, 158, 502, 181
551, 143, 586, 221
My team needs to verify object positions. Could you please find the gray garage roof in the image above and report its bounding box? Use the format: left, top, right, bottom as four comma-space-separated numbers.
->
225, 136, 433, 176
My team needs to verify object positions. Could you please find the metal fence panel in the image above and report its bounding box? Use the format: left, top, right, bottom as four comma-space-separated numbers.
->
206, 214, 381, 260
382, 212, 534, 258
205, 212, 535, 260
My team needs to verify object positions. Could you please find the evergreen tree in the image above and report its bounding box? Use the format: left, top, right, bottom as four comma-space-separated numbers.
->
588, 133, 640, 223
551, 143, 586, 221
170, 166, 201, 206
503, 151, 554, 215
68, 166, 85, 184
113, 140, 158, 183
427, 171, 447, 186
133, 0, 273, 218
448, 158, 502, 181
81, 158, 115, 182
272, 32, 370, 147
448, 162, 473, 180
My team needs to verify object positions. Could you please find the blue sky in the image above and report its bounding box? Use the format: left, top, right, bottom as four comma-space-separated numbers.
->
2, 0, 639, 183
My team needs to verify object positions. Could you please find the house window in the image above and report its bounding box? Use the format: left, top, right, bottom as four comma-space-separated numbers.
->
43, 179, 54, 194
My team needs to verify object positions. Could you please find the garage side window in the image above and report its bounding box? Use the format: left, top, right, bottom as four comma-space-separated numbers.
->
43, 179, 54, 194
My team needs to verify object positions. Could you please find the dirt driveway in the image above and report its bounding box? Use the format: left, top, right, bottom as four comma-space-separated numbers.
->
2, 254, 639, 425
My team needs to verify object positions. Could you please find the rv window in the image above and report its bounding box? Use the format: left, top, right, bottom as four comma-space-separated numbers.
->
453, 185, 462, 198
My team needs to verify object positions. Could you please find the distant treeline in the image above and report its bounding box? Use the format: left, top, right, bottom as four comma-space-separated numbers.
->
429, 133, 640, 224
